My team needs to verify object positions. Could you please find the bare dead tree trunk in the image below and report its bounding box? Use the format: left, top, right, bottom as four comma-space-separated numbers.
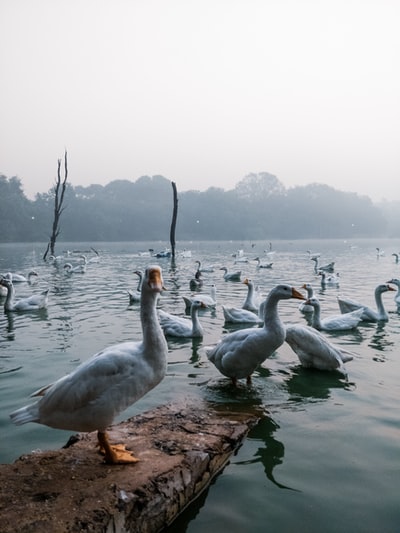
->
43, 151, 68, 261
170, 181, 178, 260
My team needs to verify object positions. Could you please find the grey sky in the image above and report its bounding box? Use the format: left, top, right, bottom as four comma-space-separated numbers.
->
1, 0, 399, 201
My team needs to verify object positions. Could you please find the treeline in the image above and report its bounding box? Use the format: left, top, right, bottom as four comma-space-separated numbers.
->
1, 172, 399, 242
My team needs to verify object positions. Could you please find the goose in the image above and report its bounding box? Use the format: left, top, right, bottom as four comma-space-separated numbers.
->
0, 278, 49, 312
9, 265, 168, 464
220, 267, 241, 282
189, 270, 203, 291
2, 271, 39, 283
392, 253, 399, 264
376, 247, 385, 257
311, 257, 335, 274
387, 278, 400, 308
64, 262, 86, 274
285, 324, 355, 375
195, 260, 214, 273
158, 299, 207, 337
298, 283, 315, 313
183, 284, 217, 310
253, 257, 273, 269
319, 271, 340, 288
306, 297, 364, 331
337, 283, 395, 322
222, 305, 263, 324
242, 278, 260, 313
127, 270, 143, 304
206, 284, 305, 385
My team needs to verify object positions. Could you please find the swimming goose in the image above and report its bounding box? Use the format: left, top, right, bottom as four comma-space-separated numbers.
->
195, 260, 215, 273
9, 265, 168, 464
189, 270, 203, 291
285, 324, 355, 375
319, 271, 340, 288
387, 278, 400, 308
158, 299, 207, 337
311, 257, 335, 274
0, 278, 49, 312
337, 283, 395, 322
222, 305, 263, 324
242, 278, 260, 313
183, 284, 217, 310
220, 267, 241, 282
127, 270, 143, 304
64, 262, 86, 274
298, 283, 315, 313
253, 257, 273, 269
306, 297, 364, 331
2, 271, 39, 283
206, 284, 305, 385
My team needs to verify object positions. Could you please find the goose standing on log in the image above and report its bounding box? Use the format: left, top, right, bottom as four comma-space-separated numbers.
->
337, 283, 395, 322
206, 284, 305, 385
9, 265, 168, 464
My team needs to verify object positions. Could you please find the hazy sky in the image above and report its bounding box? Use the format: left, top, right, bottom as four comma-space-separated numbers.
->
1, 0, 399, 202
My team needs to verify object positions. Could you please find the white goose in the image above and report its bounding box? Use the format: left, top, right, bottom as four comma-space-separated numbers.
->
2, 271, 39, 283
253, 257, 273, 269
158, 299, 207, 338
9, 265, 168, 464
319, 271, 340, 288
206, 284, 305, 385
0, 278, 49, 312
387, 278, 400, 308
195, 260, 215, 273
127, 270, 143, 304
298, 283, 314, 313
64, 262, 86, 274
306, 296, 364, 331
285, 324, 355, 375
337, 283, 395, 322
183, 284, 217, 309
220, 267, 241, 282
311, 257, 335, 274
242, 278, 260, 313
222, 305, 263, 324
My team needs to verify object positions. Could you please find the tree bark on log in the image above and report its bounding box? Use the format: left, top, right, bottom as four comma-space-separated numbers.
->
0, 401, 260, 532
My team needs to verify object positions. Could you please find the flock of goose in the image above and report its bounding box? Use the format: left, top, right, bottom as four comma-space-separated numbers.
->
2, 245, 400, 465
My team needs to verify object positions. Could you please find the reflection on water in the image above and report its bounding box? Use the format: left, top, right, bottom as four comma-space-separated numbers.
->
1, 239, 400, 532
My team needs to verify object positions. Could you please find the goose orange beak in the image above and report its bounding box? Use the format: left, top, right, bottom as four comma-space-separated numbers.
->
292, 287, 305, 300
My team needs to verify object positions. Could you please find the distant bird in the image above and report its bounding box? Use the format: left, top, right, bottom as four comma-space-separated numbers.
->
220, 267, 241, 282
387, 278, 400, 308
319, 271, 340, 288
206, 284, 305, 385
253, 257, 273, 269
376, 247, 385, 257
306, 296, 364, 331
285, 324, 355, 375
337, 283, 395, 322
127, 270, 143, 304
311, 257, 335, 274
159, 299, 207, 338
195, 260, 214, 273
9, 265, 168, 464
298, 283, 315, 313
392, 253, 399, 264
0, 277, 49, 312
189, 270, 203, 291
183, 284, 217, 310
2, 271, 39, 284
64, 262, 86, 274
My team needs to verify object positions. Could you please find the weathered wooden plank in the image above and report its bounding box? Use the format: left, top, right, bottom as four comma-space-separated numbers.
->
0, 402, 260, 532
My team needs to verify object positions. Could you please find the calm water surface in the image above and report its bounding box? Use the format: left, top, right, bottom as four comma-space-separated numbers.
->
1, 239, 399, 533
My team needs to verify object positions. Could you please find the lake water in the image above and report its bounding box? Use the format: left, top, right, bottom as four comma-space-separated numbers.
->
1, 239, 399, 532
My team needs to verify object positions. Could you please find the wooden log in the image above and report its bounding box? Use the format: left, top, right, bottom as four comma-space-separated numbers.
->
0, 401, 260, 532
